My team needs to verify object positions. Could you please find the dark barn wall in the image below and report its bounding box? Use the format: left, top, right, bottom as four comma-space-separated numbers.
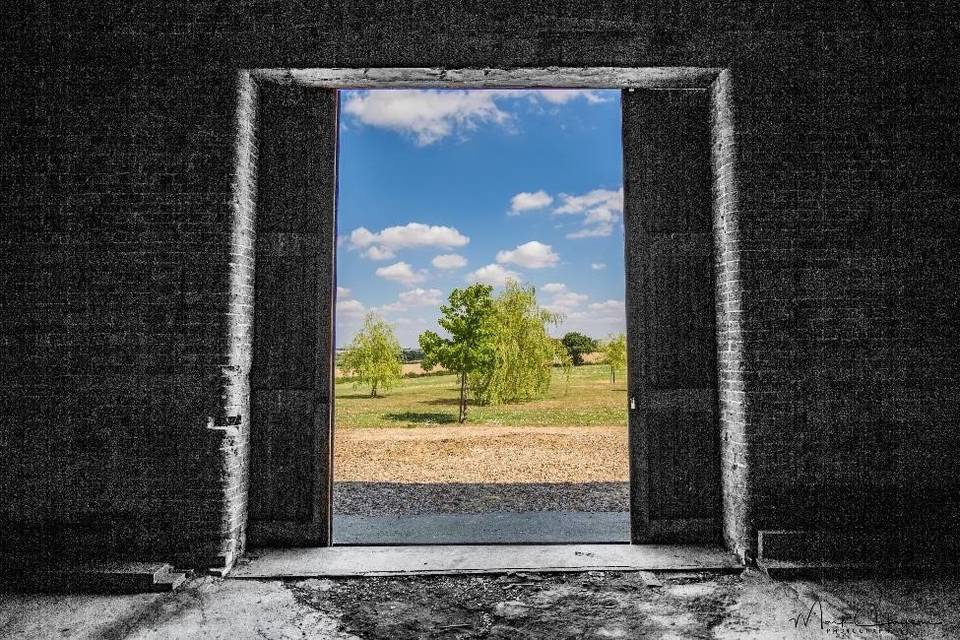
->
1, 2, 958, 568
735, 38, 960, 542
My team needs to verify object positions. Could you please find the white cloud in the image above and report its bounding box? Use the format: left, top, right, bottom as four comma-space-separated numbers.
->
534, 89, 607, 105
555, 187, 624, 239
397, 288, 443, 307
348, 223, 469, 260
376, 223, 469, 249
544, 293, 626, 339
495, 241, 559, 269
554, 187, 624, 215
342, 90, 512, 146
431, 253, 467, 270
337, 299, 365, 316
363, 245, 396, 260
540, 284, 595, 318
375, 261, 428, 286
342, 89, 608, 145
376, 287, 444, 313
591, 263, 606, 270
509, 190, 553, 214
466, 264, 520, 287
589, 299, 625, 314
541, 282, 567, 294
567, 224, 614, 239
546, 291, 590, 314
336, 286, 364, 317
585, 208, 616, 225
349, 227, 377, 247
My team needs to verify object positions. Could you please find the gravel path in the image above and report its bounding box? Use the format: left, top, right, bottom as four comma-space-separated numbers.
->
334, 425, 628, 483
333, 481, 630, 516
333, 425, 629, 515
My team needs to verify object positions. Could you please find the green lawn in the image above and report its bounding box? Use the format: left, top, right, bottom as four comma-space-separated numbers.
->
335, 364, 628, 428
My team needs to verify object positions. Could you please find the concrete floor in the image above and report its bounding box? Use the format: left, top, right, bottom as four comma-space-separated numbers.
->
332, 511, 630, 544
3, 569, 957, 639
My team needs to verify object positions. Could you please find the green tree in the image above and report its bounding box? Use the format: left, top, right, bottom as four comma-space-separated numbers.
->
419, 284, 496, 423
602, 333, 627, 384
561, 331, 599, 366
485, 281, 562, 404
552, 338, 573, 396
340, 313, 403, 397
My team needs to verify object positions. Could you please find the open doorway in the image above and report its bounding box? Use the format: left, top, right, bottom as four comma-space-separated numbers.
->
244, 68, 730, 552
332, 88, 630, 544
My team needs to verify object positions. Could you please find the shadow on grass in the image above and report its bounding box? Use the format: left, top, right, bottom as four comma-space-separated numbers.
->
338, 394, 390, 400
384, 411, 458, 424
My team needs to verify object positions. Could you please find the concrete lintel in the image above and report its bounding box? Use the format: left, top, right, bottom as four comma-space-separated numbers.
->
250, 66, 723, 89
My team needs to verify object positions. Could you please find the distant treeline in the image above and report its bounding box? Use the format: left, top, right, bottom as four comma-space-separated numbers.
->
401, 348, 424, 363
337, 368, 448, 383
336, 348, 424, 363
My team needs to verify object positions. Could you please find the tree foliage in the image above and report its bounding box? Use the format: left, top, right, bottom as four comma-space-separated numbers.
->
340, 313, 403, 397
561, 331, 599, 366
418, 284, 495, 423
418, 282, 568, 421
602, 333, 627, 384
484, 282, 562, 404
401, 348, 424, 362
552, 338, 573, 396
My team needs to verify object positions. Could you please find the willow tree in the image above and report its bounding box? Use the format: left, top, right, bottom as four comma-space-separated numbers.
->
485, 281, 562, 404
340, 313, 403, 397
603, 333, 627, 384
419, 284, 495, 423
552, 337, 573, 396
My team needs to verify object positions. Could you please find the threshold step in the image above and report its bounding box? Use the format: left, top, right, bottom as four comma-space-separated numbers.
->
231, 544, 742, 578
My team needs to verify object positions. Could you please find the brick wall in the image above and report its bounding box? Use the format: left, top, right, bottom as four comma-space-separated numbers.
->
0, 67, 244, 566
733, 44, 960, 543
215, 70, 259, 569
710, 70, 750, 560
2, 2, 959, 568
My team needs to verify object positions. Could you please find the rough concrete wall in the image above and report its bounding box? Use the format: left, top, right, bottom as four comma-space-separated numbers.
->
2, 2, 959, 567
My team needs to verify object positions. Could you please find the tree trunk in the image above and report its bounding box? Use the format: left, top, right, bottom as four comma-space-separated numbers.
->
459, 372, 467, 423
371, 381, 378, 398
611, 367, 616, 384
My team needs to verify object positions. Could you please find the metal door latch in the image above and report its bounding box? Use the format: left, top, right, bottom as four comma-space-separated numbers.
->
630, 397, 636, 410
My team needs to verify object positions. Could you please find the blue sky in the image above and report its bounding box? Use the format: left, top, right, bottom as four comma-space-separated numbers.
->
336, 89, 625, 348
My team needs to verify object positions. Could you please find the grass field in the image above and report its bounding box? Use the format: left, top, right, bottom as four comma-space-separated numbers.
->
335, 363, 627, 429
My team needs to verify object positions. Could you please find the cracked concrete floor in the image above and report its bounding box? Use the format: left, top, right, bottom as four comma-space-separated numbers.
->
1, 569, 951, 639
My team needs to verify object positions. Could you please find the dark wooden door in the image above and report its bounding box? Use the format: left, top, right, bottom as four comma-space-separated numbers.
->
622, 88, 721, 543
248, 83, 338, 546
